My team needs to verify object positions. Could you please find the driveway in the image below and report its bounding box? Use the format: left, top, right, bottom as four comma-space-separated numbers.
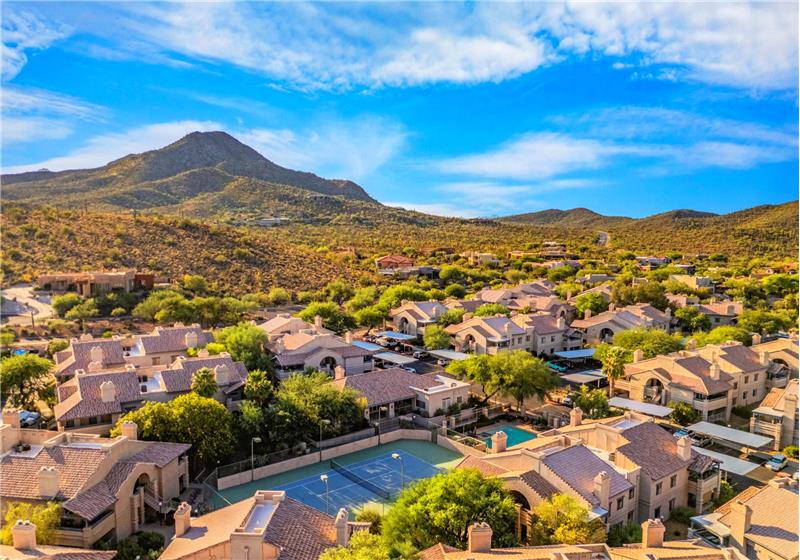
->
1, 284, 53, 326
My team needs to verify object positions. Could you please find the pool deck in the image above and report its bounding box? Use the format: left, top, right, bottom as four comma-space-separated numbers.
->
216, 439, 463, 506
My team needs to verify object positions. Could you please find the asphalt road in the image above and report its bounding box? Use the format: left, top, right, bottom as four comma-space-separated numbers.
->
2, 285, 53, 326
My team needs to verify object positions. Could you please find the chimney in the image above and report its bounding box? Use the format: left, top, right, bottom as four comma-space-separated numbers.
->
758, 351, 770, 367
491, 431, 507, 454
570, 407, 583, 427
121, 420, 138, 441
335, 508, 349, 546
344, 331, 353, 344
274, 337, 285, 354
89, 346, 105, 365
556, 316, 566, 330
632, 349, 644, 363
314, 315, 323, 329
566, 291, 573, 300
504, 322, 512, 337
463, 312, 473, 321
197, 348, 210, 358
38, 466, 59, 498
2, 409, 21, 428
584, 309, 592, 320
99, 380, 116, 403
213, 364, 230, 386
686, 338, 698, 351
467, 522, 493, 553
79, 333, 93, 342
665, 308, 672, 318
728, 501, 752, 551
184, 331, 199, 348
641, 518, 665, 547
173, 502, 192, 538
593, 471, 610, 506
709, 360, 720, 380
751, 333, 762, 345
608, 303, 616, 312
727, 305, 735, 316
677, 436, 692, 460
334, 365, 346, 381
11, 520, 36, 550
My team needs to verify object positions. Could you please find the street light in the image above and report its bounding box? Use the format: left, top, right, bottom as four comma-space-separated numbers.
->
320, 474, 330, 515
375, 407, 388, 445
251, 437, 262, 480
319, 419, 331, 461
392, 453, 405, 490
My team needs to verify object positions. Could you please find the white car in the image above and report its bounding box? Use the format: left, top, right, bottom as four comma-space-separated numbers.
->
767, 454, 788, 472
412, 350, 429, 359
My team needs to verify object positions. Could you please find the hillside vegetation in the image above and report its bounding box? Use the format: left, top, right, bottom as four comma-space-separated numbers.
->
1, 205, 352, 293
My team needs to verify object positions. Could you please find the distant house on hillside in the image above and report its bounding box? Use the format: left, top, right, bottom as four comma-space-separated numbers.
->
375, 254, 413, 272
459, 251, 500, 266
570, 303, 671, 344
37, 269, 154, 296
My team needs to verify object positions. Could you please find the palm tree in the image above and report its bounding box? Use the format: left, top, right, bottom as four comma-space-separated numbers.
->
601, 345, 628, 397
191, 367, 219, 398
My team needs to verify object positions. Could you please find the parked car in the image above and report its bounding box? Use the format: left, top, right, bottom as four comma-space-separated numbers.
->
562, 392, 579, 407
19, 411, 41, 427
547, 361, 568, 373
412, 350, 429, 359
673, 429, 710, 447
401, 366, 417, 373
767, 454, 788, 471
436, 358, 449, 366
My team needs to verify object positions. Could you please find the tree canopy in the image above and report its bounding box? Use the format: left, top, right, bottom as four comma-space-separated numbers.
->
673, 306, 711, 332
473, 303, 510, 317
381, 469, 518, 555
529, 494, 606, 546
214, 322, 271, 370
319, 530, 390, 560
600, 345, 627, 397
190, 367, 218, 398
423, 325, 451, 350
574, 292, 609, 316
1, 501, 61, 545
297, 302, 357, 334
0, 354, 53, 409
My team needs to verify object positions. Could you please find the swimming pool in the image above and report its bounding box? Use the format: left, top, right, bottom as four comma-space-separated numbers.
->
480, 425, 537, 449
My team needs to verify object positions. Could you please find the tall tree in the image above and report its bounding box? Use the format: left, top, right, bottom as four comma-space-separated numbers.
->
423, 325, 451, 350
601, 345, 627, 397
1, 502, 61, 545
498, 351, 559, 413
243, 369, 274, 404
214, 322, 271, 370
296, 302, 356, 334
0, 354, 53, 409
529, 494, 606, 546
191, 367, 218, 398
319, 530, 390, 560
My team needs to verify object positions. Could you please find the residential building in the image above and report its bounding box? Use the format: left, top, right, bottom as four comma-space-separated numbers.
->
541, 411, 722, 520
0, 412, 189, 548
257, 314, 332, 341
375, 254, 413, 272
445, 315, 529, 355
577, 273, 616, 284
161, 490, 357, 560
751, 335, 799, 375
541, 241, 570, 259
511, 313, 584, 355
37, 270, 154, 296
418, 519, 741, 560
689, 477, 798, 560
1, 522, 115, 560
460, 251, 500, 266
568, 284, 614, 304
750, 379, 798, 451
391, 300, 448, 337
570, 304, 671, 344
53, 324, 213, 380
332, 367, 471, 419
54, 353, 250, 432
695, 301, 744, 326
668, 274, 714, 291
269, 330, 376, 380
635, 256, 671, 270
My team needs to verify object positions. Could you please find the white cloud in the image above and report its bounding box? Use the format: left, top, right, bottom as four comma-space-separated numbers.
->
2, 10, 70, 80
2, 116, 72, 144
384, 201, 483, 218
2, 120, 221, 173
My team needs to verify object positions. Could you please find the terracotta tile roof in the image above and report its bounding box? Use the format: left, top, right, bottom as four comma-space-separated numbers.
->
455, 455, 509, 477
520, 470, 559, 500
0, 544, 117, 560
696, 301, 743, 317
542, 444, 632, 506
126, 441, 191, 468
572, 304, 667, 330
514, 314, 565, 335
137, 326, 213, 354
333, 368, 451, 406
55, 339, 126, 378
54, 370, 141, 422
391, 301, 447, 322
713, 485, 761, 516
718, 484, 798, 559
0, 447, 107, 501
417, 543, 461, 560
617, 422, 691, 480
159, 355, 248, 393
609, 540, 728, 559
696, 343, 763, 373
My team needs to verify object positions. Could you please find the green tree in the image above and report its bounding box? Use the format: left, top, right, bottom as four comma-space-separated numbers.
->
668, 401, 699, 426
65, 298, 100, 322
46, 338, 69, 357
238, 399, 265, 438
182, 274, 208, 294
152, 293, 196, 324
267, 287, 291, 306
381, 469, 518, 555
674, 306, 711, 332
0, 501, 61, 545
437, 308, 465, 327
354, 306, 387, 333
447, 354, 500, 403
612, 282, 669, 311
444, 284, 466, 298
473, 303, 510, 317
112, 393, 235, 466
191, 367, 218, 398
320, 530, 390, 560
737, 310, 791, 335
575, 292, 609, 316
713, 480, 735, 509
611, 328, 683, 359
529, 494, 607, 546
601, 345, 628, 397
694, 326, 752, 347
499, 351, 559, 413
346, 287, 380, 313
439, 265, 468, 285
244, 369, 273, 404
762, 274, 799, 298
214, 323, 271, 370
547, 266, 575, 282
132, 289, 185, 321
376, 285, 428, 311
574, 386, 611, 419
423, 325, 451, 350
607, 521, 642, 546
297, 302, 357, 334
51, 293, 82, 317
0, 354, 53, 408
326, 280, 356, 305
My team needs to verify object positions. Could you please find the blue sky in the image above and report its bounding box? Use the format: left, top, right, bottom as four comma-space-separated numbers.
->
2, 2, 798, 218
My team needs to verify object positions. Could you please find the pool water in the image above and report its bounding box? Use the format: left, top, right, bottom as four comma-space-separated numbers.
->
480, 426, 537, 449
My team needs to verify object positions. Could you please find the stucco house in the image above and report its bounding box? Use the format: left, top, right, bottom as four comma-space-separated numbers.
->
445, 315, 528, 355
375, 254, 413, 272
751, 335, 799, 375
257, 313, 332, 341
269, 330, 376, 380
0, 412, 189, 548
1, 524, 115, 560
511, 313, 584, 355
390, 300, 448, 337
37, 270, 154, 296
750, 379, 798, 451
570, 304, 671, 344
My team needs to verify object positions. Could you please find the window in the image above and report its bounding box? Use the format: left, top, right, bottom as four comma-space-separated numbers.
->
670, 474, 677, 488
669, 498, 676, 512
525, 335, 530, 342
541, 337, 546, 343
88, 416, 99, 425
744, 376, 749, 384
734, 382, 738, 389
65, 420, 75, 429
416, 399, 426, 410
550, 336, 556, 342
152, 357, 161, 365
617, 497, 624, 510
754, 373, 759, 382
732, 398, 737, 405
752, 389, 756, 397
627, 511, 634, 522
442, 398, 451, 409
654, 506, 661, 519
742, 392, 746, 400
656, 482, 663, 496
629, 488, 635, 499
100, 414, 112, 423
456, 396, 463, 404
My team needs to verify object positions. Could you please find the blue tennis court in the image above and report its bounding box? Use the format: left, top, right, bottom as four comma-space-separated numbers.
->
275, 450, 443, 514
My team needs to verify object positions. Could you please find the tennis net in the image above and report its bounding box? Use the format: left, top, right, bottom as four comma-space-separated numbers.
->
330, 459, 392, 499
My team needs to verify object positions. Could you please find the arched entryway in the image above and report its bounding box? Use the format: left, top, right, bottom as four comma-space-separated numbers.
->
599, 327, 615, 342
319, 356, 338, 375
644, 378, 666, 404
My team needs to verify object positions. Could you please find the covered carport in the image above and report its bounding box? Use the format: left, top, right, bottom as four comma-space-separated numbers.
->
690, 446, 760, 477
553, 348, 596, 362
560, 370, 606, 390
686, 421, 773, 451
608, 397, 672, 418
429, 349, 469, 364
376, 331, 418, 342
373, 351, 418, 369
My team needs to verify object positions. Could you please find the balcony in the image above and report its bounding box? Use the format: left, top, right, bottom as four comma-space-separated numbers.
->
55, 510, 115, 547
693, 396, 728, 412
